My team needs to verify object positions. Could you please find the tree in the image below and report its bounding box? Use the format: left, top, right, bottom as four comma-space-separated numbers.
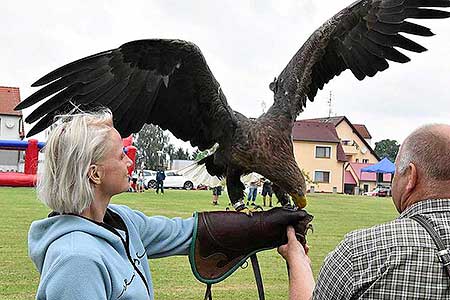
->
374, 139, 400, 162
172, 147, 191, 160
133, 124, 171, 170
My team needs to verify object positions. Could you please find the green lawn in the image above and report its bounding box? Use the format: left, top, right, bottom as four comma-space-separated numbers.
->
0, 188, 398, 300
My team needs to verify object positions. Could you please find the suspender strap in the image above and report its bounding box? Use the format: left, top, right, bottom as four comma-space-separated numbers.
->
250, 254, 265, 300
410, 214, 450, 278
203, 283, 212, 300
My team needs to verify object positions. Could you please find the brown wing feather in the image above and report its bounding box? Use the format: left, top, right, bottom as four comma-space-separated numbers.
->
269, 0, 450, 119
16, 39, 237, 151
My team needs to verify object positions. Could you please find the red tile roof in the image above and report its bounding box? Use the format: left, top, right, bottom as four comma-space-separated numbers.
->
301, 116, 345, 126
292, 120, 340, 143
348, 163, 392, 182
353, 124, 372, 139
344, 170, 357, 184
0, 86, 22, 116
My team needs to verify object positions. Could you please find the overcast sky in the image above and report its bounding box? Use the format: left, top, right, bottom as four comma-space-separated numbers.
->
1, 0, 449, 149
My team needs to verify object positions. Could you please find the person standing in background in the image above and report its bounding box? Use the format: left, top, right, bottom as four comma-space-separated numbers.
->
262, 178, 273, 207
246, 180, 258, 206
156, 168, 166, 194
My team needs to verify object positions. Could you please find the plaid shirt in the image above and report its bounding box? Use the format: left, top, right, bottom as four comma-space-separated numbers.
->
313, 199, 450, 299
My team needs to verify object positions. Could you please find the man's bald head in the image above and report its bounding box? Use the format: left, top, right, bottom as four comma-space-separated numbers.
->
396, 124, 450, 182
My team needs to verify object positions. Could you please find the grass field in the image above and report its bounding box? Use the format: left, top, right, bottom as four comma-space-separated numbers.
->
0, 187, 398, 300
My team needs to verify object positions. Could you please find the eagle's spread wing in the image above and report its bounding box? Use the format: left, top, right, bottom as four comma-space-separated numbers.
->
271, 0, 450, 118
17, 39, 237, 150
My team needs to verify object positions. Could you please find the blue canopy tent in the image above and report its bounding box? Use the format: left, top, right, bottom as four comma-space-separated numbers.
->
361, 157, 395, 174
361, 158, 395, 193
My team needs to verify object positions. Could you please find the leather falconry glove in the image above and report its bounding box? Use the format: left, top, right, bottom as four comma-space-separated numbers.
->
189, 207, 313, 286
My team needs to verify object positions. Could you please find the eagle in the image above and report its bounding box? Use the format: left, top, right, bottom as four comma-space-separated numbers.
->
16, 0, 450, 212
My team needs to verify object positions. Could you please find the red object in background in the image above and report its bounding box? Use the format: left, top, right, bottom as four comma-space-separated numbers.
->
122, 136, 136, 175
0, 172, 36, 187
0, 136, 138, 187
122, 135, 133, 147
24, 139, 39, 174
376, 189, 388, 197
126, 146, 137, 175
0, 139, 40, 187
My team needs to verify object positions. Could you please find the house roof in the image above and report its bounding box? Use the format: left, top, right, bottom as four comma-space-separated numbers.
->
292, 120, 348, 162
292, 120, 340, 143
300, 116, 380, 161
336, 143, 348, 162
301, 116, 346, 126
344, 171, 357, 184
347, 162, 392, 182
353, 124, 372, 139
0, 86, 22, 116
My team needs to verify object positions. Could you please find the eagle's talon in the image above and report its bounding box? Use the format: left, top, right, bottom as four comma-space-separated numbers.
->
239, 207, 254, 216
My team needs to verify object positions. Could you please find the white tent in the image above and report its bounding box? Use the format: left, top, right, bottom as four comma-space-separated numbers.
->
178, 162, 264, 187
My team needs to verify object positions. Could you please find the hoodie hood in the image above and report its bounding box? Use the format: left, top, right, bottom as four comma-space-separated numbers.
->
28, 212, 122, 273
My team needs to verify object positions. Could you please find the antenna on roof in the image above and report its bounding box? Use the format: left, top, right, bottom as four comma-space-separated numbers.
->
261, 99, 267, 114
328, 91, 333, 118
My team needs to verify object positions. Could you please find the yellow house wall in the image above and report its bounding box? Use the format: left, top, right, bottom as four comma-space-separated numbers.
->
293, 141, 344, 193
335, 122, 378, 163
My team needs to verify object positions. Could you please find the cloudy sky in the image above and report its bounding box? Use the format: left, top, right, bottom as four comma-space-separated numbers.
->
2, 0, 449, 148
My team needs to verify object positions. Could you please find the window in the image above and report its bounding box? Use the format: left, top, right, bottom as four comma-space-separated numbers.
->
362, 159, 369, 163
314, 171, 330, 183
356, 158, 359, 163
315, 146, 331, 158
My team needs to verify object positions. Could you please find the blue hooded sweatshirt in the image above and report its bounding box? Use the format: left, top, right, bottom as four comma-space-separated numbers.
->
28, 204, 194, 300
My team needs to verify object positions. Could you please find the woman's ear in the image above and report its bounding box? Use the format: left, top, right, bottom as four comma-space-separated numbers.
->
88, 165, 102, 185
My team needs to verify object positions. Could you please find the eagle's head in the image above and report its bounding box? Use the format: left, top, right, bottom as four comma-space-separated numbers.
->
272, 156, 308, 208
252, 126, 307, 208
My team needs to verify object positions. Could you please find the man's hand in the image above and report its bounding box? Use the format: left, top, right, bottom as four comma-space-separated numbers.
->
278, 226, 315, 300
278, 226, 310, 265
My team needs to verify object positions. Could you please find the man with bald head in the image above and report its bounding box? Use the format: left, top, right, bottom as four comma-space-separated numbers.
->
278, 124, 450, 300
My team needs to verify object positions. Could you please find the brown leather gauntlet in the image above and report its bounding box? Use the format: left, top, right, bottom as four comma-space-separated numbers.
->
189, 207, 313, 284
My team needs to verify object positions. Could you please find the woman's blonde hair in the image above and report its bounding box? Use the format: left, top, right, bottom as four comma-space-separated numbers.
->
37, 109, 113, 214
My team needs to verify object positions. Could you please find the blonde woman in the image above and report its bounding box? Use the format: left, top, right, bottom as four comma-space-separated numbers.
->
28, 109, 312, 299
28, 110, 194, 299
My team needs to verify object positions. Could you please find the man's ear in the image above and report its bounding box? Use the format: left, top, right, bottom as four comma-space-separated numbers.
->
88, 165, 102, 185
404, 163, 418, 198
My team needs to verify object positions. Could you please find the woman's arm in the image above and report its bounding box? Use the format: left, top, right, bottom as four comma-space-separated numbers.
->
278, 226, 315, 300
127, 207, 194, 257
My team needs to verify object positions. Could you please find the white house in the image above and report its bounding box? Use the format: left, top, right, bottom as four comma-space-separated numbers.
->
0, 86, 24, 171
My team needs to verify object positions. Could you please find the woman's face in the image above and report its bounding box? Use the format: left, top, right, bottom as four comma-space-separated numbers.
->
97, 128, 133, 198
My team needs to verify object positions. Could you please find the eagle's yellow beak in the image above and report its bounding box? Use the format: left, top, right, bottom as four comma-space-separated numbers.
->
291, 193, 307, 208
